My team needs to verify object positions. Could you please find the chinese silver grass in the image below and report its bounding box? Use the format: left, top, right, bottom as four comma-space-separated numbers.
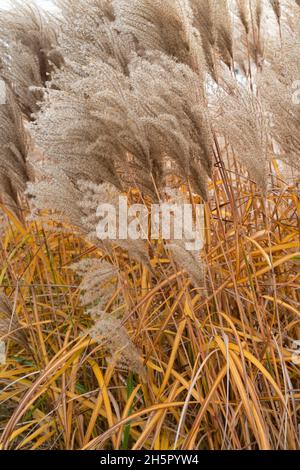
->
71, 253, 144, 376
166, 242, 204, 287
0, 0, 63, 119
215, 0, 233, 69
259, 70, 300, 173
77, 181, 152, 269
113, 0, 205, 76
255, 0, 263, 32
164, 188, 205, 287
28, 175, 152, 269
236, 0, 250, 35
89, 310, 145, 376
0, 84, 29, 215
31, 54, 213, 201
55, 0, 138, 74
0, 293, 27, 350
212, 80, 270, 189
268, 0, 281, 26
258, 4, 300, 173
233, 0, 266, 70
69, 255, 144, 376
190, 0, 218, 80
26, 162, 84, 228
69, 258, 118, 307
29, 85, 124, 192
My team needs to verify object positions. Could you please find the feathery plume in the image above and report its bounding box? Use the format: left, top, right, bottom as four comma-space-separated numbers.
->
89, 311, 145, 376
30, 53, 213, 201
70, 258, 118, 307
113, 0, 205, 76
268, 0, 281, 25
0, 1, 63, 119
190, 0, 218, 79
236, 0, 250, 34
167, 242, 204, 286
212, 81, 270, 188
215, 0, 233, 69
0, 83, 29, 215
255, 0, 263, 32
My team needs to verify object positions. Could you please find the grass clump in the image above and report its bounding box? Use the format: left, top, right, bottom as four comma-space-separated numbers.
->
0, 0, 300, 450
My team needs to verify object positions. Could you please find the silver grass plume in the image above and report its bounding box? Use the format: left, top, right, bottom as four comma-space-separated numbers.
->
30, 53, 213, 200
55, 0, 138, 74
113, 0, 205, 76
28, 175, 152, 269
166, 242, 204, 287
69, 258, 118, 308
70, 257, 144, 376
212, 79, 270, 188
0, 0, 63, 119
236, 0, 250, 35
190, 0, 218, 80
257, 2, 300, 173
164, 188, 205, 287
268, 0, 281, 26
0, 83, 29, 215
255, 0, 263, 32
77, 181, 152, 268
89, 310, 145, 376
215, 0, 233, 69
191, 0, 234, 78
26, 162, 84, 227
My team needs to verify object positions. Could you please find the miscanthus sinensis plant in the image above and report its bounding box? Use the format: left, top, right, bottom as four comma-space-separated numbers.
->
0, 0, 298, 214
0, 0, 300, 450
